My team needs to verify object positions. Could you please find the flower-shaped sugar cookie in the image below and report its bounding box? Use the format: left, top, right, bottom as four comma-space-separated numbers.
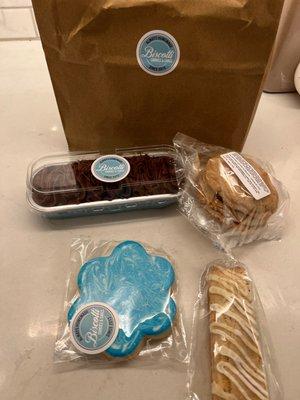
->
68, 241, 176, 359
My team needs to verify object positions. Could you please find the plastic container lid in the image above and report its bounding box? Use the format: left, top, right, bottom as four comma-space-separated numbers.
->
27, 146, 179, 208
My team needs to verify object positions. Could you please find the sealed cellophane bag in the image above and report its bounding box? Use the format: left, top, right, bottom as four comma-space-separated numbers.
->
55, 237, 188, 367
174, 133, 289, 250
187, 257, 282, 400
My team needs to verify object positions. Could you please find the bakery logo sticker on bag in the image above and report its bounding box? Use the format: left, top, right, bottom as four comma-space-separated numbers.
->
136, 30, 180, 76
221, 152, 271, 200
70, 302, 119, 354
91, 155, 130, 183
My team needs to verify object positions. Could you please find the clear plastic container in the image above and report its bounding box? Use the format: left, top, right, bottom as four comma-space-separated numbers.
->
26, 145, 179, 218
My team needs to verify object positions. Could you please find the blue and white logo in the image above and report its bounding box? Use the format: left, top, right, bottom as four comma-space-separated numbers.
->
70, 302, 119, 354
136, 30, 180, 76
91, 155, 130, 183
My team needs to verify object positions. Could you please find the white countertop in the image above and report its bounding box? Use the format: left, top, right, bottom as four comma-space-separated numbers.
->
1, 40, 300, 400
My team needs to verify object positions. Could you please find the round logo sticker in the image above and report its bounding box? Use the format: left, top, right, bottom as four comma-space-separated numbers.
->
91, 155, 130, 183
136, 30, 180, 76
70, 302, 119, 355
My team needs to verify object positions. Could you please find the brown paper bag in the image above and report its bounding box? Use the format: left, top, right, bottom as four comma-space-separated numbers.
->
32, 0, 283, 151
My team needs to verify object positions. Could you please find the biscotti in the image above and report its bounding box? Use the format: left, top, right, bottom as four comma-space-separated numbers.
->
186, 258, 282, 400
207, 264, 269, 400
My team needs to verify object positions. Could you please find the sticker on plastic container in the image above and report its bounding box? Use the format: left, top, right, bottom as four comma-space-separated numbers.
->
221, 152, 271, 200
91, 155, 130, 183
69, 302, 119, 354
136, 30, 180, 76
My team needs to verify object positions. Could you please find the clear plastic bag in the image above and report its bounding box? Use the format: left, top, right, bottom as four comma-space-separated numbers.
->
187, 257, 282, 400
173, 133, 289, 250
55, 237, 188, 366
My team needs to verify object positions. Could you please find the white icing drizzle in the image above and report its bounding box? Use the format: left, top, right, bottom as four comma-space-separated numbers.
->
215, 284, 253, 312
210, 321, 260, 355
210, 304, 259, 340
210, 322, 260, 355
217, 362, 268, 400
207, 273, 250, 299
209, 286, 255, 321
218, 346, 266, 384
215, 267, 248, 282
209, 267, 269, 400
211, 326, 264, 376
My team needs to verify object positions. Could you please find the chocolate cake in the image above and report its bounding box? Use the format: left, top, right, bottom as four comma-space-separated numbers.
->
31, 154, 178, 207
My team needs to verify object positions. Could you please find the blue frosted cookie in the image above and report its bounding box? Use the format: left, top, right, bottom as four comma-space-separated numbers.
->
68, 241, 176, 359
